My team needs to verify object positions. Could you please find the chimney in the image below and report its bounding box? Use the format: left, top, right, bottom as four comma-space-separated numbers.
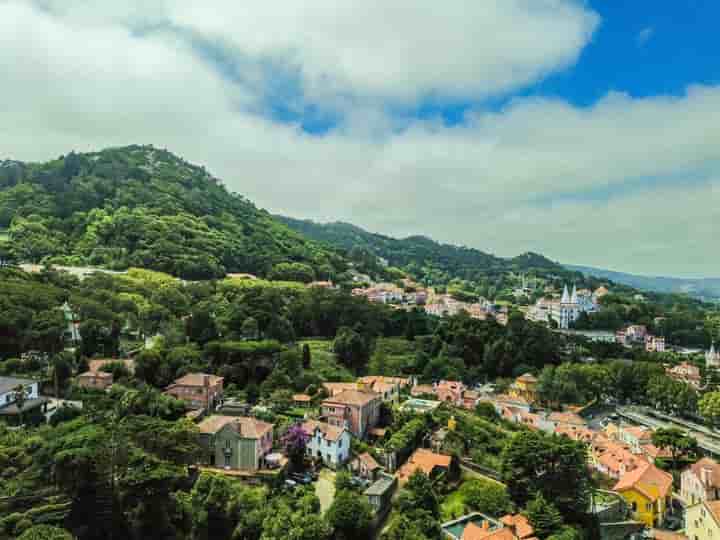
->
481, 521, 490, 531
204, 375, 210, 388
702, 466, 713, 487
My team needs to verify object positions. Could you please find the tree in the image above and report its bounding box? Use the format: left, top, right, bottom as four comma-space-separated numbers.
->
383, 513, 432, 540
333, 327, 370, 371
475, 401, 500, 421
51, 353, 73, 397
460, 479, 512, 517
396, 470, 440, 518
652, 427, 698, 471
501, 430, 591, 522
302, 343, 312, 369
242, 317, 260, 340
326, 489, 373, 540
283, 424, 309, 472
524, 492, 563, 539
17, 525, 73, 540
700, 392, 720, 426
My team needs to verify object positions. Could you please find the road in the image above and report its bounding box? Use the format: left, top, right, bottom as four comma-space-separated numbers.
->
617, 406, 720, 457
315, 469, 336, 514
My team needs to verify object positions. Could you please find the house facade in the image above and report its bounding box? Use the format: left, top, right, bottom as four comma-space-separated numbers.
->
682, 458, 720, 506
164, 373, 224, 411
321, 389, 381, 438
198, 415, 273, 470
686, 500, 720, 540
302, 420, 351, 468
77, 370, 114, 390
0, 376, 46, 424
613, 462, 673, 527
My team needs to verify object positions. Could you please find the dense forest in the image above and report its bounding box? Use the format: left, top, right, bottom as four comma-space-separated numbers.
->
0, 146, 344, 280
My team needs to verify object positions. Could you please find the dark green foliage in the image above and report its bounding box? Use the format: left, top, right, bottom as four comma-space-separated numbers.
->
524, 492, 563, 539
501, 430, 592, 523
326, 489, 373, 540
1, 146, 344, 279
458, 479, 512, 517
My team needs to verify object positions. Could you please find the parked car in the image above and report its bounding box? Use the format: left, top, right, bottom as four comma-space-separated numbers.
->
289, 473, 313, 485
284, 479, 297, 488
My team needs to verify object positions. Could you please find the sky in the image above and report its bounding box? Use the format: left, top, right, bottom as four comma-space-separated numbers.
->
1, 0, 719, 278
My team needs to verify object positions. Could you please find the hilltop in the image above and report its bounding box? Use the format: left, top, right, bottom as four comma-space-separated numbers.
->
0, 146, 344, 280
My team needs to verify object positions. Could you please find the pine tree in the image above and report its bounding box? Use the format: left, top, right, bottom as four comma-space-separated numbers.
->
524, 492, 563, 539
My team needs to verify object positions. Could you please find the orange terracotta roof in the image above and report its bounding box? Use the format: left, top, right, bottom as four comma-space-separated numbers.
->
649, 529, 689, 540
198, 415, 272, 439
322, 382, 359, 395
293, 394, 312, 402
302, 420, 345, 442
641, 444, 672, 460
357, 452, 381, 470
78, 370, 113, 379
613, 462, 673, 501
462, 522, 513, 540
171, 373, 223, 387
411, 384, 436, 395
707, 501, 720, 525
197, 415, 236, 434
397, 448, 451, 484
516, 373, 538, 383
500, 514, 535, 539
596, 441, 646, 476
549, 412, 586, 426
323, 389, 380, 407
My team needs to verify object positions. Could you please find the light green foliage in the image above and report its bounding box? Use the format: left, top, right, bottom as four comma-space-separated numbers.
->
458, 479, 512, 517
17, 525, 73, 540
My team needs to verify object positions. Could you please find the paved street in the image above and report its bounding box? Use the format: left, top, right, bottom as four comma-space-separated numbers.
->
315, 469, 336, 514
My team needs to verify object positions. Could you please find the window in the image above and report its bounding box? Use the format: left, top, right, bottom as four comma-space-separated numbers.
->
224, 455, 231, 467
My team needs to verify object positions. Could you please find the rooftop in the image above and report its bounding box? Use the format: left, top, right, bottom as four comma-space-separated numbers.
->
323, 389, 380, 407
170, 373, 223, 387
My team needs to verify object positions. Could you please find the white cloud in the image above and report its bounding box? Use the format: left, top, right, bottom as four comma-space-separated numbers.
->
2, 1, 720, 276
31, 0, 600, 103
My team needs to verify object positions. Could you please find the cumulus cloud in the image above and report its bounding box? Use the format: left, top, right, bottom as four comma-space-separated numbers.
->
2, 0, 719, 276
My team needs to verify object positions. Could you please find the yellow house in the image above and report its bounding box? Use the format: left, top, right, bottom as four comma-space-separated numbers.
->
509, 373, 538, 404
686, 500, 720, 540
613, 462, 673, 527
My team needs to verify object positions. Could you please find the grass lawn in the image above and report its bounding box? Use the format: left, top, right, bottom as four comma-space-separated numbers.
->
299, 339, 354, 381
441, 489, 467, 521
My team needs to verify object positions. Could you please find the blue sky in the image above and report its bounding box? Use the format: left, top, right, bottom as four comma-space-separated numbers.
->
3, 1, 720, 276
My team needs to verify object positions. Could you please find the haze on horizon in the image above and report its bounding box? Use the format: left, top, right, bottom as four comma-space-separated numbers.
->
1, 0, 718, 278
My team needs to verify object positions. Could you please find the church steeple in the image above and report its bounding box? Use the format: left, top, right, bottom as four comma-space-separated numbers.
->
561, 285, 570, 304
570, 285, 578, 305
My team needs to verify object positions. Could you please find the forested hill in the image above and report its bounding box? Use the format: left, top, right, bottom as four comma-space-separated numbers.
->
0, 145, 344, 280
278, 216, 573, 285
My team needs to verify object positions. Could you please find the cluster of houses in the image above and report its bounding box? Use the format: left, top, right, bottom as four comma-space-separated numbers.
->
526, 284, 604, 329
616, 324, 667, 353
352, 282, 427, 306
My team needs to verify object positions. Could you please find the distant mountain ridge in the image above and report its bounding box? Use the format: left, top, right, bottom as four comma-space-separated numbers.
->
565, 264, 720, 300
278, 216, 576, 287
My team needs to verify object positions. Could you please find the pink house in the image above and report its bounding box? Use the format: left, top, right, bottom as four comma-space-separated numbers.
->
164, 373, 224, 411
436, 380, 465, 405
321, 389, 381, 438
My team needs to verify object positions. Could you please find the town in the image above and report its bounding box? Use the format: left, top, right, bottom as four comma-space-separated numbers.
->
1, 252, 720, 540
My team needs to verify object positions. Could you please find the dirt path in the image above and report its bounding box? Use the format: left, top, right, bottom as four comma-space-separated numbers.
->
315, 469, 336, 514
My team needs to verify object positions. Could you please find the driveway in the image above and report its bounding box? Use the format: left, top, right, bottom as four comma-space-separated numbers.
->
315, 469, 336, 514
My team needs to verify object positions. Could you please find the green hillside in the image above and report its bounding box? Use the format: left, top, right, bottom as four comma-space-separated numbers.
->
278, 216, 578, 289
0, 146, 344, 280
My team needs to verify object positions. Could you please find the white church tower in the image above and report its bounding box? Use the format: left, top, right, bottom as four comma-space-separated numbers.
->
707, 343, 720, 370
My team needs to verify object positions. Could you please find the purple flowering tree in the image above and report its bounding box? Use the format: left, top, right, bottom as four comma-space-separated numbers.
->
283, 423, 310, 471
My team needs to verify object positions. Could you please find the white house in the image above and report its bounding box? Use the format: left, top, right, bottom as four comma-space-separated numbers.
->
0, 376, 44, 423
302, 420, 351, 468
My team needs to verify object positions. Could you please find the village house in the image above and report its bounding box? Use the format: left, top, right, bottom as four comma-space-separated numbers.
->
364, 473, 397, 515
293, 394, 313, 407
322, 381, 360, 397
397, 448, 455, 485
443, 513, 536, 540
685, 500, 720, 540
411, 383, 436, 398
682, 458, 720, 506
197, 415, 273, 471
321, 389, 381, 438
614, 462, 673, 527
592, 438, 647, 479
436, 380, 466, 405
302, 419, 351, 468
666, 362, 702, 388
88, 358, 136, 374
646, 335, 666, 353
164, 373, 224, 411
509, 373, 539, 404
615, 424, 653, 453
351, 451, 383, 481
77, 370, 114, 391
0, 376, 47, 424
357, 375, 411, 402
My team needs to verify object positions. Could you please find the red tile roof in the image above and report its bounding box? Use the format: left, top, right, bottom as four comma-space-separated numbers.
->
323, 389, 380, 407
171, 373, 223, 387
614, 462, 673, 501
397, 448, 451, 484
